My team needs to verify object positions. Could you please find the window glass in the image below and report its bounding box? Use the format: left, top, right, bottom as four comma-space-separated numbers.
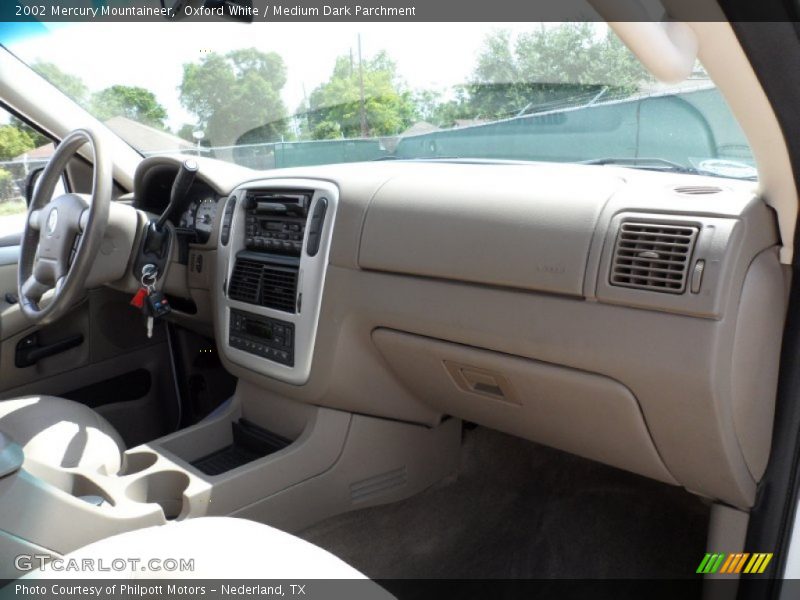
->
0, 109, 52, 237
5, 22, 756, 180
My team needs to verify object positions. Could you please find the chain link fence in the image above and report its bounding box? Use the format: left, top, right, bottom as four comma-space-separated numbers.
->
0, 158, 47, 223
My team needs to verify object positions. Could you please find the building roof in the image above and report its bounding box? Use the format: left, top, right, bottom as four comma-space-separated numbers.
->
17, 142, 55, 160
400, 121, 440, 136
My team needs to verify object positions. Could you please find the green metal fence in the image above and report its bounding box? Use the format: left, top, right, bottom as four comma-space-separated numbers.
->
156, 85, 752, 172
228, 137, 387, 169
393, 86, 751, 167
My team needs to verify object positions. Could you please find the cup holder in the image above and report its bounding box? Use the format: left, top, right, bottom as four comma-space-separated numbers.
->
45, 472, 116, 507
125, 471, 190, 520
118, 451, 159, 476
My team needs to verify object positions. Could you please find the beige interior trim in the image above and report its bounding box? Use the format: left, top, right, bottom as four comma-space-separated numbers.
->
693, 22, 797, 264
0, 383, 460, 576
610, 21, 699, 83
609, 20, 798, 264
704, 503, 749, 593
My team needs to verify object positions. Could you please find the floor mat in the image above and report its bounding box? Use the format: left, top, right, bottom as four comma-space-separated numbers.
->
299, 426, 710, 579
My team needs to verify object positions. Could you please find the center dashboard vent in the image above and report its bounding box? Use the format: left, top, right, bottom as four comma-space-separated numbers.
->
609, 222, 699, 294
228, 257, 298, 313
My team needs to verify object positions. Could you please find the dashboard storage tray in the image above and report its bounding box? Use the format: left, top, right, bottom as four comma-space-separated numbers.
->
191, 419, 291, 476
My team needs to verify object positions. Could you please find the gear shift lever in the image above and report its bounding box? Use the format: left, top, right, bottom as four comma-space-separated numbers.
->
156, 159, 198, 230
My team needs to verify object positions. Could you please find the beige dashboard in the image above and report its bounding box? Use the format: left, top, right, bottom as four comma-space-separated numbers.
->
142, 158, 785, 510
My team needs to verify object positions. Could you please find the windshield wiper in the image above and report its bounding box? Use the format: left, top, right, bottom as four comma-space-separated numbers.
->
581, 157, 700, 175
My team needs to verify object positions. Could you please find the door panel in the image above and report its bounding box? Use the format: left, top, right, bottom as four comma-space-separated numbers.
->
0, 287, 178, 447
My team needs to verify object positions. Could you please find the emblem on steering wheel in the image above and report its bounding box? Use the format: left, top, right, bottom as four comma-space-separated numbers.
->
46, 208, 58, 235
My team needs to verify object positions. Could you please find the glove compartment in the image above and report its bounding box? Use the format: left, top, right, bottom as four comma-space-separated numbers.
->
372, 328, 675, 484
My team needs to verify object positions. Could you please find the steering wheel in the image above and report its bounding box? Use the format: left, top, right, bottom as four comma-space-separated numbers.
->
18, 128, 111, 325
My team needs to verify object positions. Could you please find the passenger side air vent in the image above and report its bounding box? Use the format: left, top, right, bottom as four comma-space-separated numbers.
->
228, 258, 298, 313
610, 222, 699, 294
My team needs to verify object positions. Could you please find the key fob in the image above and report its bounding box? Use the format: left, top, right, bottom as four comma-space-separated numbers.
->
145, 291, 171, 318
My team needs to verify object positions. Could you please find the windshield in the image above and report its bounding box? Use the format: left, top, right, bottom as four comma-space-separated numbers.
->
4, 22, 756, 179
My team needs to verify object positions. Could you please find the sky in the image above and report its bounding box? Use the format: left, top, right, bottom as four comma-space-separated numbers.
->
5, 22, 564, 132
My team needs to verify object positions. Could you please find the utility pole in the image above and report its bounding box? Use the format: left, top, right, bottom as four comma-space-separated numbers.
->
358, 33, 367, 137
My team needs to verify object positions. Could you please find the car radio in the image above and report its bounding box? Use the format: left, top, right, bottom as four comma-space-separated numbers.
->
229, 309, 294, 366
243, 190, 311, 256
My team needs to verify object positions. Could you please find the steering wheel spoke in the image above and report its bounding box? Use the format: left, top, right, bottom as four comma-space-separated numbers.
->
79, 208, 89, 233
21, 274, 51, 303
28, 209, 42, 231
54, 276, 67, 296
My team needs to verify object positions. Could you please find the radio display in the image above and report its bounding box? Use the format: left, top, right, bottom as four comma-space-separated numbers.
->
244, 320, 273, 340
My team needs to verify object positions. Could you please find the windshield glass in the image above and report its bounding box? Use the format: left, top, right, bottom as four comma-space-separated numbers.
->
4, 22, 756, 179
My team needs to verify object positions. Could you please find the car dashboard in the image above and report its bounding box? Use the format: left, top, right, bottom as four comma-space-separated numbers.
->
130, 155, 785, 512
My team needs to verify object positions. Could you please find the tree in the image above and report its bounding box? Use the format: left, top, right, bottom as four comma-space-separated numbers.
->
176, 124, 197, 143
305, 51, 417, 139
32, 61, 88, 106
90, 86, 168, 128
424, 86, 476, 127
0, 125, 34, 160
459, 25, 650, 122
0, 167, 15, 200
179, 48, 288, 148
10, 117, 49, 148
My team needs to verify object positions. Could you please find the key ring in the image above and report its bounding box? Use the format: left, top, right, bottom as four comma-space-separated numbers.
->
141, 263, 158, 291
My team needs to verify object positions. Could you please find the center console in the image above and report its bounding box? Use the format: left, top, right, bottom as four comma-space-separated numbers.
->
0, 384, 460, 578
215, 180, 337, 384
0, 176, 470, 577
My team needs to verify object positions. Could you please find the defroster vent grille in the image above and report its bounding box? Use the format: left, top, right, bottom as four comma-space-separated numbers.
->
229, 258, 298, 312
610, 222, 699, 294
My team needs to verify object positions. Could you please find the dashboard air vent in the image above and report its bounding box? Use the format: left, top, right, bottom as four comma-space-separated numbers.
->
674, 185, 723, 195
229, 258, 298, 313
610, 222, 699, 294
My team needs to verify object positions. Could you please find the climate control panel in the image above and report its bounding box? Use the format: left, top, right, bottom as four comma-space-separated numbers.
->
229, 309, 294, 366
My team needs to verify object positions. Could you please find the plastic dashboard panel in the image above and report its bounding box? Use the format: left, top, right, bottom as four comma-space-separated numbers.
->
214, 179, 338, 385
358, 169, 623, 297
191, 160, 785, 509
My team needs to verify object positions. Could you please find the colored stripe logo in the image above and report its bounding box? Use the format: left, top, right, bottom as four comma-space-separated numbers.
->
697, 553, 773, 574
